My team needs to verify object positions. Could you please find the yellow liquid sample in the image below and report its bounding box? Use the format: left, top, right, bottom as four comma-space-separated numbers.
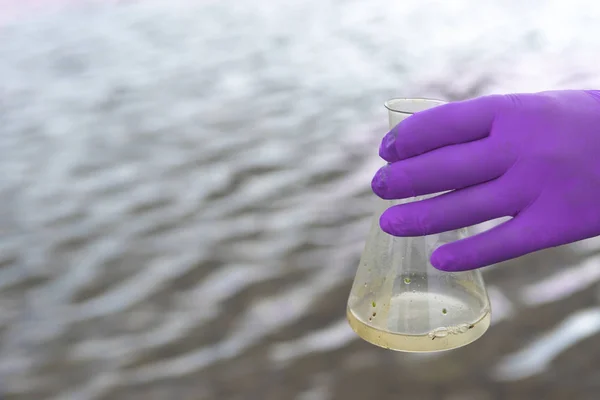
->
347, 306, 490, 352
347, 284, 491, 352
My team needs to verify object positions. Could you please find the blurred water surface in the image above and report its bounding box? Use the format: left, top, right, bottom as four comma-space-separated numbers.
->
2, 0, 600, 399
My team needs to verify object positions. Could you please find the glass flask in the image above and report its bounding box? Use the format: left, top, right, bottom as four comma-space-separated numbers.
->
347, 98, 491, 352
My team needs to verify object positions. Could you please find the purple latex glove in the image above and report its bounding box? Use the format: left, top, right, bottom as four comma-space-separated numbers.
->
372, 90, 600, 271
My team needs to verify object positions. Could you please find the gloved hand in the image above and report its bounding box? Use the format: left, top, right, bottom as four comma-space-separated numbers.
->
372, 90, 600, 271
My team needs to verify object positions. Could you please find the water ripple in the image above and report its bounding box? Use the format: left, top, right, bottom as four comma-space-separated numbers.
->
1, 0, 600, 398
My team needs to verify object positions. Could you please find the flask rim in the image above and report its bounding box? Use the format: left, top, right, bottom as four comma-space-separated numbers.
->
384, 98, 446, 115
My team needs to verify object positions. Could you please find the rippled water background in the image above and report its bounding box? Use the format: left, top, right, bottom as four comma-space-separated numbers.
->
2, 0, 600, 398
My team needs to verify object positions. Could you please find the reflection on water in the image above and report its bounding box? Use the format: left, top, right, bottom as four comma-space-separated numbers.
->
2, 0, 600, 398
493, 307, 600, 381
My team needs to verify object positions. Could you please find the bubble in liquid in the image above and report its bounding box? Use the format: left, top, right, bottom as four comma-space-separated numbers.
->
428, 327, 449, 339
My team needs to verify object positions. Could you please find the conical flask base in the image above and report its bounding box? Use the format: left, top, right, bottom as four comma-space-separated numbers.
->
347, 98, 491, 352
346, 275, 491, 352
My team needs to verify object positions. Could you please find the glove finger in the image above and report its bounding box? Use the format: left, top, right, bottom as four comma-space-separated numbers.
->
379, 176, 527, 236
379, 95, 505, 163
372, 137, 514, 200
430, 210, 551, 271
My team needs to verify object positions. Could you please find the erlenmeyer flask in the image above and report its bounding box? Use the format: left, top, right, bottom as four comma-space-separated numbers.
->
347, 98, 491, 352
